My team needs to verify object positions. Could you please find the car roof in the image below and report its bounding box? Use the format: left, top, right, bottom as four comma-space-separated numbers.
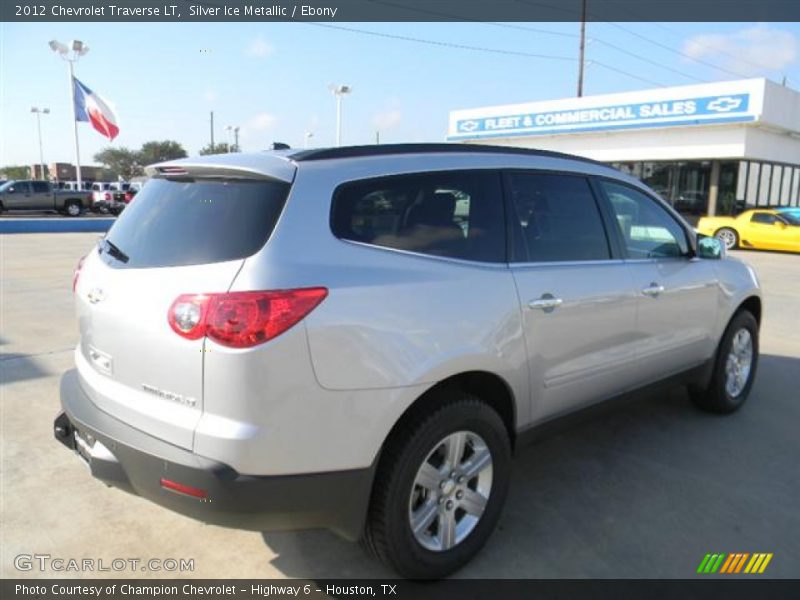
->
149, 143, 622, 184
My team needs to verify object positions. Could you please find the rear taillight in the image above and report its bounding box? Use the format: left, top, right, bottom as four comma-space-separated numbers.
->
104, 192, 111, 201
168, 288, 328, 348
124, 191, 133, 202
72, 255, 86, 293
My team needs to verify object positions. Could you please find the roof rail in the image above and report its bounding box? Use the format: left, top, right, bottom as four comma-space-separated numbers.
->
290, 143, 607, 166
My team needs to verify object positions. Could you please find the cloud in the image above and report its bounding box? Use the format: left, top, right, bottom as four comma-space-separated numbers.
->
682, 25, 797, 76
372, 108, 402, 131
248, 113, 277, 130
203, 90, 217, 103
246, 37, 275, 59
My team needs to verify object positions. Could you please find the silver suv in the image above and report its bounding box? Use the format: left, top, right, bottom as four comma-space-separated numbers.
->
55, 144, 761, 578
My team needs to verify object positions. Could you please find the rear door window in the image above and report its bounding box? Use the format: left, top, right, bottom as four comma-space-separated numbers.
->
507, 172, 611, 262
331, 170, 505, 263
103, 178, 289, 268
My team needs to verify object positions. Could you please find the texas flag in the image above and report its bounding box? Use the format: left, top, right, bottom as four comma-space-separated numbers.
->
73, 77, 119, 141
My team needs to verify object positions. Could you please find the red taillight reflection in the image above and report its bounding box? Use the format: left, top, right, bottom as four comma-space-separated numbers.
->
72, 255, 86, 293
167, 288, 328, 348
160, 478, 207, 499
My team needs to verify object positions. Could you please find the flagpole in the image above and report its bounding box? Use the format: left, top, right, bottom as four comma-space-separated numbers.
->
67, 59, 82, 190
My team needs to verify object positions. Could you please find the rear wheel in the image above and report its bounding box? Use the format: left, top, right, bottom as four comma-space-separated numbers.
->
363, 392, 511, 579
690, 310, 758, 414
65, 201, 82, 217
715, 227, 738, 250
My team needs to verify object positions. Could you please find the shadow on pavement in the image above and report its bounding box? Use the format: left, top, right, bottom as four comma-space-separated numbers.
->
0, 354, 53, 385
262, 354, 800, 578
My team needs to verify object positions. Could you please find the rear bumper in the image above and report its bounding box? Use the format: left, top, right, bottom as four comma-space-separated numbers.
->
55, 369, 374, 541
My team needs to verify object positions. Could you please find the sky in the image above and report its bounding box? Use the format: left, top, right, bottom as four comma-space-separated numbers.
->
1, 21, 799, 167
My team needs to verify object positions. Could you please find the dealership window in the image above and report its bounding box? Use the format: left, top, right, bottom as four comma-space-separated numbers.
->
769, 166, 783, 206
780, 167, 793, 206
791, 168, 800, 207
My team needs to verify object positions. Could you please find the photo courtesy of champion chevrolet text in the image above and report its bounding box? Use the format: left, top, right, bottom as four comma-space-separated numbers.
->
1, 1, 799, 598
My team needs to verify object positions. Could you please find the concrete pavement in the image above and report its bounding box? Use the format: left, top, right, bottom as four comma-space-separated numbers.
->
1, 233, 798, 578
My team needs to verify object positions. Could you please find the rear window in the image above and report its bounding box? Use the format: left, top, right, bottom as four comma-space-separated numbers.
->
103, 178, 289, 268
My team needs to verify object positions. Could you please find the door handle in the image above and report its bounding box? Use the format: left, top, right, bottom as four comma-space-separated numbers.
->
641, 283, 665, 297
528, 294, 563, 311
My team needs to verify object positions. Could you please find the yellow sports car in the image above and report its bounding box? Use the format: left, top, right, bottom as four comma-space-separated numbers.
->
697, 208, 800, 253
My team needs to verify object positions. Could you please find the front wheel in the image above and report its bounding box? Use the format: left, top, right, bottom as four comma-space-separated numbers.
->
690, 310, 759, 414
715, 227, 738, 250
363, 393, 511, 579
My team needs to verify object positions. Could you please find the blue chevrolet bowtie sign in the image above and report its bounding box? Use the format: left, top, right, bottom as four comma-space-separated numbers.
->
449, 93, 753, 139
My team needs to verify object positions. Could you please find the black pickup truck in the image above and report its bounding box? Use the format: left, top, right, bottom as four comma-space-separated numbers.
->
0, 180, 92, 217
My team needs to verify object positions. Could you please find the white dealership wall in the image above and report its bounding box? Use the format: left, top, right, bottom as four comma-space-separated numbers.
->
447, 78, 800, 165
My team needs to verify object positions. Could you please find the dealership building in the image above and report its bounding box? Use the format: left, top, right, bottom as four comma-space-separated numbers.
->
448, 78, 800, 222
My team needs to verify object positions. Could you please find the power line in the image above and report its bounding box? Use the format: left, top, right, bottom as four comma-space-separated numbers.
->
305, 22, 669, 88
646, 21, 790, 75
304, 22, 576, 61
362, 0, 712, 87
592, 39, 706, 84
603, 22, 752, 80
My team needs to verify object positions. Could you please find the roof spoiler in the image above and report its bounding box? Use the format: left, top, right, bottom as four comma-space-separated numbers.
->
146, 153, 296, 183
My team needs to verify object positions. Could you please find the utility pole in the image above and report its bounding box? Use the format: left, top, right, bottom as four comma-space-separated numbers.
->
375, 130, 380, 144
577, 0, 587, 97
210, 111, 215, 149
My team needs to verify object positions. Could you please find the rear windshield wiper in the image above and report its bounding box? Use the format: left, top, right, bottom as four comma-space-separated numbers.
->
100, 238, 130, 264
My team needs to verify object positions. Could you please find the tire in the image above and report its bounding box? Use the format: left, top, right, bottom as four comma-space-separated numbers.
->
65, 201, 82, 217
690, 310, 759, 414
715, 227, 738, 250
363, 391, 511, 579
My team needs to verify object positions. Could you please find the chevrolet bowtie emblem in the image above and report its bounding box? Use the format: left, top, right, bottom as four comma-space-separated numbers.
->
87, 287, 106, 304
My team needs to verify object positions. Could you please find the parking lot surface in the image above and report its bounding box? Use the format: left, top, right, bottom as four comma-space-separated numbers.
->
1, 233, 798, 578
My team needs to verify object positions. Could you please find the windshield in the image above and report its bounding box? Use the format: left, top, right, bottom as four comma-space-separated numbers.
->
781, 212, 800, 226
103, 177, 290, 269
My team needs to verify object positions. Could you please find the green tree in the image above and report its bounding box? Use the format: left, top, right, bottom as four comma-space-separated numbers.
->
0, 165, 31, 180
94, 147, 142, 180
199, 142, 236, 155
137, 140, 187, 166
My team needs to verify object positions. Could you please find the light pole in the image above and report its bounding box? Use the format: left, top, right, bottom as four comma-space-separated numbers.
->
31, 107, 50, 179
328, 84, 352, 147
304, 131, 314, 148
49, 39, 89, 188
225, 125, 240, 152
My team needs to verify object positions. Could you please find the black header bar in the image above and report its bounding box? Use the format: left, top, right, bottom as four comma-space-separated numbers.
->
2, 0, 800, 23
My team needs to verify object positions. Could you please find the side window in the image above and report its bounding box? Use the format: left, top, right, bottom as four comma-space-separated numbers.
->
331, 170, 505, 263
600, 181, 689, 259
11, 182, 31, 194
508, 172, 611, 262
31, 181, 50, 193
750, 212, 777, 224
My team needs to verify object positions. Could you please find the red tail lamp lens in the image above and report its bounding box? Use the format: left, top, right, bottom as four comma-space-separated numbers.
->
168, 288, 328, 348
72, 255, 86, 293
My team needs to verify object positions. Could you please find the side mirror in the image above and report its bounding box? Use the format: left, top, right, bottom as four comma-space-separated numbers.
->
697, 235, 725, 260
775, 221, 787, 228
